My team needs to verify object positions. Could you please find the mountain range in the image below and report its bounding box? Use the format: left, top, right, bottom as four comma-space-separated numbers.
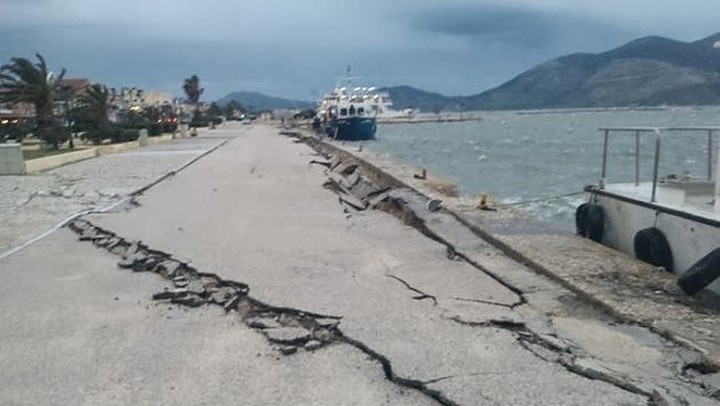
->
217, 32, 720, 112
216, 91, 313, 111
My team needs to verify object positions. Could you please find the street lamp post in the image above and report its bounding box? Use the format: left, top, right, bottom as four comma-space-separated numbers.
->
65, 98, 74, 149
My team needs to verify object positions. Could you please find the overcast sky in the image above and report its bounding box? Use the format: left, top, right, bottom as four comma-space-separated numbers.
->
1, 0, 719, 101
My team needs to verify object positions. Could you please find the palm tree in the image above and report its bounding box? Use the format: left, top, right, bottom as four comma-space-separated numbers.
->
183, 75, 204, 134
182, 74, 203, 105
76, 83, 111, 130
0, 53, 67, 148
207, 102, 223, 117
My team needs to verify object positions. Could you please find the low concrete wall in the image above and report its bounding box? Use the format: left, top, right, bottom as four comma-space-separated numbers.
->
97, 133, 174, 155
96, 141, 140, 156
25, 148, 98, 174
21, 144, 42, 151
145, 134, 174, 145
0, 143, 25, 175
21, 132, 176, 174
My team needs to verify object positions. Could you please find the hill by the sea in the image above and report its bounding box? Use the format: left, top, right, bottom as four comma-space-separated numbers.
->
381, 32, 720, 111
216, 91, 313, 111
218, 32, 720, 112
467, 32, 720, 110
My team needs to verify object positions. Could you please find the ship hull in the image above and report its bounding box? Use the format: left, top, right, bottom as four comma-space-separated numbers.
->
323, 117, 376, 141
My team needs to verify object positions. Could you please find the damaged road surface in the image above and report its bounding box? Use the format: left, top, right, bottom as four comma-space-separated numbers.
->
0, 123, 717, 405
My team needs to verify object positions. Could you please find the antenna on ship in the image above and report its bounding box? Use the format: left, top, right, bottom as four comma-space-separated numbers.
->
346, 65, 353, 87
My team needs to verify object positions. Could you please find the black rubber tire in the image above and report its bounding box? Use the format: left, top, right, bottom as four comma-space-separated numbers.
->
633, 228, 674, 273
575, 203, 590, 236
678, 248, 720, 295
584, 204, 604, 242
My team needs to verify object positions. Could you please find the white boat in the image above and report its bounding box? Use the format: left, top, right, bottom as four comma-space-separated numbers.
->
314, 82, 377, 141
356, 87, 416, 118
317, 73, 414, 119
577, 127, 720, 296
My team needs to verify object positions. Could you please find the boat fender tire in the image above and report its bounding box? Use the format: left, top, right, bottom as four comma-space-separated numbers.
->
633, 228, 674, 273
584, 204, 604, 242
678, 248, 720, 296
575, 203, 590, 236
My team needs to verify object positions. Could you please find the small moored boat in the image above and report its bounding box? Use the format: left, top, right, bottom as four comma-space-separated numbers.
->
577, 127, 720, 296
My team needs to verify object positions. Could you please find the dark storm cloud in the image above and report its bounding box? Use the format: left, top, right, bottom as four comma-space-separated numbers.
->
1, 0, 719, 100
410, 6, 558, 46
407, 5, 629, 50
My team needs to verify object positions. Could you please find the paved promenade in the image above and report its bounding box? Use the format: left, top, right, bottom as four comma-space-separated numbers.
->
0, 134, 229, 256
0, 123, 718, 405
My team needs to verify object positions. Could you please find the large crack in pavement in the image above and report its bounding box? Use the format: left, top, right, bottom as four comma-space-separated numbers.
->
385, 273, 438, 305
66, 219, 461, 406
290, 132, 720, 406
451, 297, 523, 310
299, 133, 530, 308
60, 132, 719, 405
443, 313, 663, 401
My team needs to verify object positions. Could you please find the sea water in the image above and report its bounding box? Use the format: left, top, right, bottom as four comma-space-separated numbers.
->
370, 106, 720, 233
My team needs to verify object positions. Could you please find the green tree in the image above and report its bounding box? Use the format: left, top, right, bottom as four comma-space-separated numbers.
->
223, 100, 244, 119
0, 53, 68, 148
76, 83, 111, 130
142, 106, 161, 123
182, 74, 203, 104
207, 102, 222, 117
183, 75, 204, 134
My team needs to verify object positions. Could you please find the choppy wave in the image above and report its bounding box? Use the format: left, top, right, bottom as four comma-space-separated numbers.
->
370, 106, 720, 231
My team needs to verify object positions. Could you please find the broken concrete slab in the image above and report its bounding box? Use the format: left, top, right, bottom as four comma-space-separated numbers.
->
315, 318, 341, 328
338, 192, 367, 211
209, 287, 237, 304
224, 295, 242, 311
305, 340, 323, 351
246, 317, 281, 329
264, 327, 311, 345
279, 345, 298, 355
160, 260, 182, 278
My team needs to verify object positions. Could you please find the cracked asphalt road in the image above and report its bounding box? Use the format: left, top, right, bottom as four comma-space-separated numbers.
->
0, 123, 717, 405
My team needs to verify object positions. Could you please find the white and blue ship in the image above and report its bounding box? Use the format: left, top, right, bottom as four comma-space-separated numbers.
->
313, 67, 383, 141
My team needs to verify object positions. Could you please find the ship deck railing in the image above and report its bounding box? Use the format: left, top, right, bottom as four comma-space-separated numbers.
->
597, 126, 720, 203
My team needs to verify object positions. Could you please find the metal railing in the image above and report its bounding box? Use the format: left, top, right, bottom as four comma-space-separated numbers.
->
598, 127, 720, 202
